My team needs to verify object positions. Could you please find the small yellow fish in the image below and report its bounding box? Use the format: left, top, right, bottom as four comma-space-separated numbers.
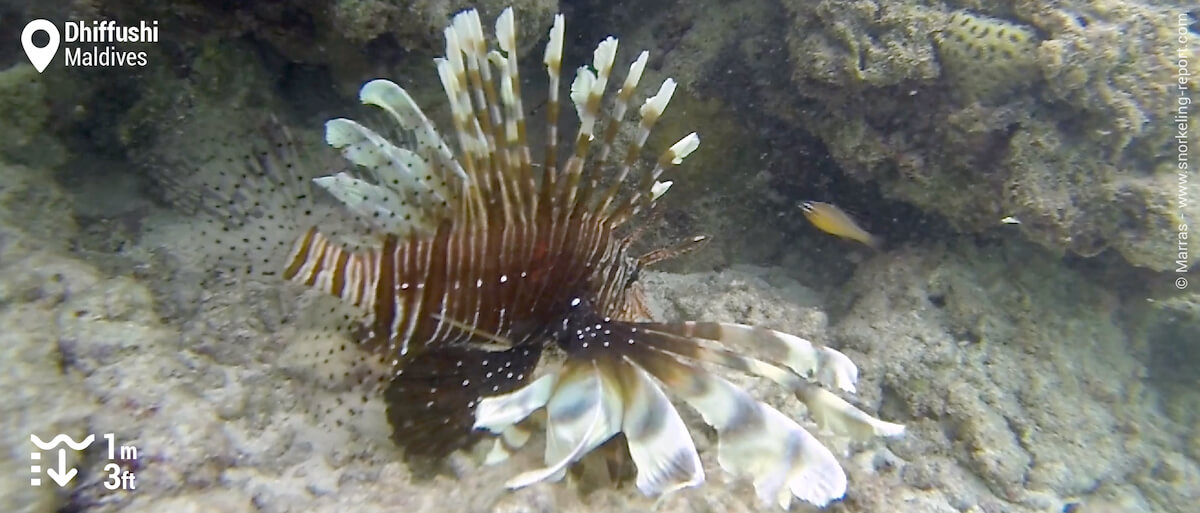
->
800, 201, 882, 249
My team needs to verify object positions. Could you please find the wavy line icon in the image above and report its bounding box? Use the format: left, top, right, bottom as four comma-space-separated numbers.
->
30, 434, 94, 487
30, 434, 94, 450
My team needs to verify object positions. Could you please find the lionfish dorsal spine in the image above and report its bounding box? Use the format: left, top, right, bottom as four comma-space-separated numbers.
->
597, 51, 648, 166
601, 81, 699, 228
593, 50, 649, 214
454, 12, 515, 226
492, 9, 536, 208
558, 36, 618, 215
287, 6, 708, 365
541, 14, 565, 186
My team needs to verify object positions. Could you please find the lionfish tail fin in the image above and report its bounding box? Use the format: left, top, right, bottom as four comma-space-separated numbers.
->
152, 116, 404, 445
155, 117, 332, 278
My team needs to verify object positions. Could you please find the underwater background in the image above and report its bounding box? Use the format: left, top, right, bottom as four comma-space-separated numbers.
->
2, 0, 1198, 512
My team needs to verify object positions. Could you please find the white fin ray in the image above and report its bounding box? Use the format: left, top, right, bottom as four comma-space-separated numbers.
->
543, 14, 565, 68
541, 14, 565, 176
311, 173, 434, 235
617, 357, 705, 496
593, 50, 654, 214
632, 322, 904, 447
489, 51, 518, 138
566, 37, 618, 144
570, 67, 597, 123
650, 180, 672, 200
666, 132, 700, 165
357, 79, 467, 182
603, 77, 688, 226
578, 37, 619, 133
454, 9, 503, 166
640, 78, 677, 121
483, 424, 534, 465
641, 321, 860, 393
504, 361, 623, 489
629, 347, 848, 509
621, 51, 649, 96
799, 386, 906, 441
495, 8, 516, 53
437, 57, 486, 161
324, 118, 454, 204
474, 373, 558, 433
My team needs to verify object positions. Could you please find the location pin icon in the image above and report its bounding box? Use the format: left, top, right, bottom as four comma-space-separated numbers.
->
22, 19, 60, 73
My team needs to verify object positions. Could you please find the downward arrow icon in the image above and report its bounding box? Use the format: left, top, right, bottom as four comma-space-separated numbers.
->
45, 449, 77, 487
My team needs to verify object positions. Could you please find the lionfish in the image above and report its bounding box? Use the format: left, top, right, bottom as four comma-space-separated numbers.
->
171, 6, 904, 509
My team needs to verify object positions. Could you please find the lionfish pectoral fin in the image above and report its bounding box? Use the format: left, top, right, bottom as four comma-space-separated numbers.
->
474, 373, 558, 433
504, 360, 621, 489
475, 373, 556, 465
799, 385, 906, 441
615, 356, 705, 497
636, 322, 903, 441
385, 342, 543, 461
483, 424, 535, 465
624, 345, 848, 509
475, 344, 706, 497
639, 322, 860, 392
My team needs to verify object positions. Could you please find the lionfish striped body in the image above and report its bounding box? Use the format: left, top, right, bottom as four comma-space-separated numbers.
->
179, 6, 903, 509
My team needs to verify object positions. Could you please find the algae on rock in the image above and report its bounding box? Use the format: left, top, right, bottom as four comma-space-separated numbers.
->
768, 1, 1200, 271
832, 238, 1199, 511
0, 64, 68, 169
